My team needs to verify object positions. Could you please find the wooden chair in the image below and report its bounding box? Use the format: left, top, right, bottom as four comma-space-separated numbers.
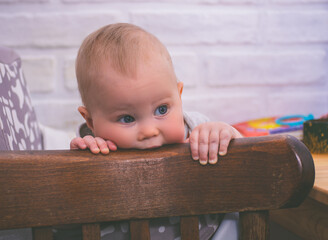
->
0, 135, 315, 240
0, 45, 314, 239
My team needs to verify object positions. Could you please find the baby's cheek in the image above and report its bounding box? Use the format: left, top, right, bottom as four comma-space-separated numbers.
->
163, 121, 185, 144
97, 128, 134, 148
110, 130, 136, 148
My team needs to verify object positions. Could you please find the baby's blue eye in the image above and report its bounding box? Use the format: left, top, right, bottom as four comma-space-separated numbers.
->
119, 115, 135, 123
155, 105, 168, 116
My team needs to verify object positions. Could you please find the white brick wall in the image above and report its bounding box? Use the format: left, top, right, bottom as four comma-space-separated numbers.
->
0, 0, 327, 131
22, 56, 56, 92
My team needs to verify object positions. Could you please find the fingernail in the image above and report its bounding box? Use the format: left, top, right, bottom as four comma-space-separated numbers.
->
209, 158, 217, 164
219, 151, 226, 156
193, 156, 199, 161
199, 160, 207, 165
102, 148, 109, 154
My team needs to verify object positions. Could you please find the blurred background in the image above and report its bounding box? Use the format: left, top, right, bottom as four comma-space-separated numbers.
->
0, 0, 327, 132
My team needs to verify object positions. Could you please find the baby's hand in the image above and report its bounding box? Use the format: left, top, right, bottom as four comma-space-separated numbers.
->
189, 122, 242, 165
70, 136, 117, 154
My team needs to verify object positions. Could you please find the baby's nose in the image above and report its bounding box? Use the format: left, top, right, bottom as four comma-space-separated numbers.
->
138, 125, 160, 141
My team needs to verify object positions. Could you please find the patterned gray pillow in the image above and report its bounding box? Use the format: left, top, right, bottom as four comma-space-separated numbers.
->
0, 46, 42, 151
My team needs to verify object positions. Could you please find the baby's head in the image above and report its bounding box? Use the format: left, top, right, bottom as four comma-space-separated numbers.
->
75, 23, 185, 149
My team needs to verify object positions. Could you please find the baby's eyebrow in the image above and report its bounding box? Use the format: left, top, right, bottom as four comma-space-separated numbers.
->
152, 96, 173, 105
109, 109, 132, 116
110, 103, 135, 111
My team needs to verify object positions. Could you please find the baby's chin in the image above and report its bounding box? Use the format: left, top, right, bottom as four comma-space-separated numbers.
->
139, 140, 186, 150
134, 143, 163, 150
116, 143, 163, 150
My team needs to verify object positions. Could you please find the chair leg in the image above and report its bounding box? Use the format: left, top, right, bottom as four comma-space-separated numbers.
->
181, 216, 199, 240
32, 227, 53, 240
239, 210, 269, 240
130, 219, 150, 240
82, 223, 101, 240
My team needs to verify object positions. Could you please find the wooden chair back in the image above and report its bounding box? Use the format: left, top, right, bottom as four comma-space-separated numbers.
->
0, 135, 315, 240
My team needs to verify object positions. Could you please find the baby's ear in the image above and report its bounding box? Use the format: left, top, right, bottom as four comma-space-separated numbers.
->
177, 81, 184, 98
78, 106, 94, 131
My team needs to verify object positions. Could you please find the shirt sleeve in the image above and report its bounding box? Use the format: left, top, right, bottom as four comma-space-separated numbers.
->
184, 111, 210, 132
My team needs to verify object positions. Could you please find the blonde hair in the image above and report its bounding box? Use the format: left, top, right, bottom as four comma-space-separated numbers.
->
75, 23, 173, 108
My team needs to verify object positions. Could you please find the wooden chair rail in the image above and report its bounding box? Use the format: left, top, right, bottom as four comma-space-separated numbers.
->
0, 135, 315, 240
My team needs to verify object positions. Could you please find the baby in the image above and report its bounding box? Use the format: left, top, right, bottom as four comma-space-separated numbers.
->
71, 23, 242, 165
70, 23, 241, 239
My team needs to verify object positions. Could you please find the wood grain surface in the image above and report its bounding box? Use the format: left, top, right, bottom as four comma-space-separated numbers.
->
240, 211, 269, 240
271, 153, 328, 240
271, 198, 328, 240
0, 135, 314, 231
180, 216, 199, 240
32, 227, 53, 240
82, 223, 100, 240
130, 220, 150, 240
309, 154, 328, 205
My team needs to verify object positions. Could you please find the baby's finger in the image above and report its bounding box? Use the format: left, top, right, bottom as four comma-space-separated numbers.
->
198, 129, 210, 165
70, 137, 87, 150
218, 129, 232, 156
95, 137, 110, 154
106, 140, 117, 151
208, 130, 219, 164
83, 135, 100, 154
233, 127, 243, 138
189, 129, 200, 161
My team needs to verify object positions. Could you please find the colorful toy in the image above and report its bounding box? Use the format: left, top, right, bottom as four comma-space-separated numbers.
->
276, 114, 314, 127
233, 114, 314, 138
